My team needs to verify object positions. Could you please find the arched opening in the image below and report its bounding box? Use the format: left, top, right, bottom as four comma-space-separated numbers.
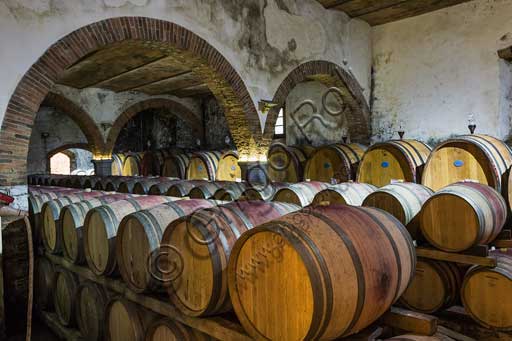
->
47, 144, 94, 175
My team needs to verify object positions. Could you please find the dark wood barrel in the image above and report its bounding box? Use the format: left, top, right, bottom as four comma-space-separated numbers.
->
54, 268, 80, 326
213, 182, 248, 201
162, 153, 191, 179
118, 178, 142, 194
35, 257, 55, 312
123, 153, 144, 176
116, 199, 217, 293
141, 151, 162, 176
49, 175, 68, 186
266, 143, 308, 182
272, 181, 329, 207
358, 140, 431, 187
61, 194, 134, 264
132, 177, 177, 195
162, 201, 300, 316
111, 153, 126, 176
312, 182, 377, 206
188, 182, 225, 199
147, 180, 184, 195
106, 298, 157, 341
400, 260, 462, 313
60, 176, 78, 188
215, 150, 241, 181
186, 151, 222, 181
305, 143, 366, 184
104, 176, 133, 192
76, 281, 110, 341
228, 205, 415, 340
363, 182, 434, 240
82, 176, 103, 190
83, 196, 178, 276
240, 182, 289, 201
420, 182, 507, 252
144, 318, 211, 341
167, 180, 209, 197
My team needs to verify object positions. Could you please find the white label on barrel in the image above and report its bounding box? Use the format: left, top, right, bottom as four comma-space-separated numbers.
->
390, 179, 404, 183
236, 178, 242, 182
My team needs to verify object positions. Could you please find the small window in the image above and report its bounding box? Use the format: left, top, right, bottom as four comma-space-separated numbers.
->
274, 107, 285, 138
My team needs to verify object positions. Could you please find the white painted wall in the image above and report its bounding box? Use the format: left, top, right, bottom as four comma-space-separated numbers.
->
372, 0, 512, 144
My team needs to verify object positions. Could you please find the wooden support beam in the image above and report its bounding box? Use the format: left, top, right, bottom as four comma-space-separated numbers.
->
416, 247, 496, 267
380, 307, 438, 336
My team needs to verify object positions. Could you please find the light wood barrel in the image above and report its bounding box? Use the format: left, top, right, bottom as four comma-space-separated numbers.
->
35, 257, 55, 312
357, 140, 431, 187
111, 153, 126, 176
228, 205, 415, 340
144, 318, 211, 341
123, 153, 144, 176
186, 151, 222, 181
54, 268, 80, 326
163, 201, 300, 316
61, 194, 134, 264
147, 180, 184, 195
461, 254, 512, 330
83, 196, 178, 275
266, 143, 308, 182
162, 153, 191, 179
422, 134, 512, 194
107, 298, 157, 341
188, 182, 224, 199
312, 182, 377, 206
167, 180, 209, 197
363, 182, 434, 240
132, 177, 177, 195
400, 260, 462, 313
215, 150, 241, 181
272, 181, 329, 207
213, 182, 248, 201
240, 182, 289, 201
76, 281, 110, 341
116, 199, 217, 293
305, 143, 366, 183
420, 182, 507, 252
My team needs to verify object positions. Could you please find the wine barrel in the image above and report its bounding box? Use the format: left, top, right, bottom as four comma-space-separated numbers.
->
76, 281, 110, 341
54, 268, 80, 326
118, 178, 141, 194
60, 176, 77, 188
422, 135, 512, 194
240, 182, 289, 201
29, 186, 67, 196
272, 181, 329, 207
104, 176, 132, 192
266, 143, 308, 182
116, 199, 217, 293
144, 318, 211, 341
386, 336, 440, 341
132, 177, 177, 195
213, 182, 248, 201
141, 151, 161, 176
84, 176, 104, 190
61, 194, 135, 264
188, 182, 224, 199
358, 140, 431, 187
162, 201, 300, 316
107, 298, 157, 341
83, 196, 178, 276
400, 260, 462, 313
363, 182, 434, 240
461, 254, 512, 330
420, 182, 507, 252
167, 180, 208, 197
186, 151, 222, 181
312, 182, 377, 206
49, 175, 67, 186
147, 180, 184, 195
123, 153, 144, 176
111, 153, 126, 176
162, 153, 191, 179
228, 205, 415, 340
41, 191, 107, 254
35, 257, 55, 312
215, 150, 241, 181
304, 143, 366, 183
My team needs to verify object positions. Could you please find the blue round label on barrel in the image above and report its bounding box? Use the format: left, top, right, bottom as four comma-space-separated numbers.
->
323, 163, 331, 169
381, 161, 389, 168
198, 165, 203, 171
454, 160, 464, 167
231, 165, 236, 171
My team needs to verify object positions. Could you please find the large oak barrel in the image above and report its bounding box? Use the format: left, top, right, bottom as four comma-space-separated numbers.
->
272, 181, 329, 207
162, 153, 191, 179
35, 257, 55, 312
76, 281, 110, 341
363, 182, 434, 240
61, 194, 135, 264
116, 199, 217, 293
123, 153, 144, 176
167, 180, 209, 197
111, 153, 126, 176
133, 177, 177, 195
148, 180, 184, 195
422, 135, 512, 194
162, 201, 300, 316
118, 178, 143, 193
420, 182, 507, 252
213, 182, 248, 201
357, 140, 431, 187
266, 143, 308, 182
304, 143, 366, 184
188, 182, 224, 199
215, 150, 241, 181
107, 298, 157, 341
400, 260, 462, 313
84, 176, 104, 190
49, 175, 68, 186
228, 205, 415, 340
54, 268, 80, 326
461, 254, 512, 330
83, 196, 178, 275
144, 318, 211, 341
312, 182, 377, 206
240, 182, 289, 201
141, 151, 165, 176
104, 176, 133, 192
186, 151, 222, 181
28, 186, 70, 196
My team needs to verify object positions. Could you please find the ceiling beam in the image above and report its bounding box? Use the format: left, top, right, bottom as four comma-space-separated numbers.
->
168, 84, 211, 98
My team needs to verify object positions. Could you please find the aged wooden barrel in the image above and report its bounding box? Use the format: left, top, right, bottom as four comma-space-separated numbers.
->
167, 180, 208, 197
312, 182, 377, 206
104, 176, 133, 192
141, 151, 162, 176
116, 199, 217, 293
132, 177, 177, 195
61, 194, 134, 264
162, 153, 191, 179
213, 182, 248, 201
188, 182, 224, 199
147, 180, 184, 195
118, 178, 142, 193
83, 176, 103, 190
144, 318, 211, 341
228, 205, 415, 340
266, 143, 308, 182
123, 153, 144, 176
386, 336, 440, 341
186, 151, 222, 181
49, 175, 68, 186
215, 150, 241, 181
305, 143, 366, 184
54, 268, 80, 326
358, 140, 431, 187
107, 298, 157, 341
76, 281, 110, 341
272, 181, 329, 207
28, 186, 70, 196
461, 254, 512, 330
83, 196, 178, 275
420, 182, 507, 252
400, 260, 462, 313
162, 201, 300, 316
111, 153, 126, 176
35, 257, 55, 312
422, 135, 512, 194
363, 182, 434, 240
239, 182, 289, 201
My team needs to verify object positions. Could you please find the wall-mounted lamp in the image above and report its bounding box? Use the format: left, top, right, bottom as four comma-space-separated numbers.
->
100, 122, 112, 132
397, 120, 405, 140
468, 114, 477, 134
258, 100, 278, 115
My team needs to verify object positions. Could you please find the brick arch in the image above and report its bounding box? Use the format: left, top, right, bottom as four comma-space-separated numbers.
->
105, 98, 202, 154
47, 143, 91, 159
0, 17, 260, 186
264, 60, 371, 144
